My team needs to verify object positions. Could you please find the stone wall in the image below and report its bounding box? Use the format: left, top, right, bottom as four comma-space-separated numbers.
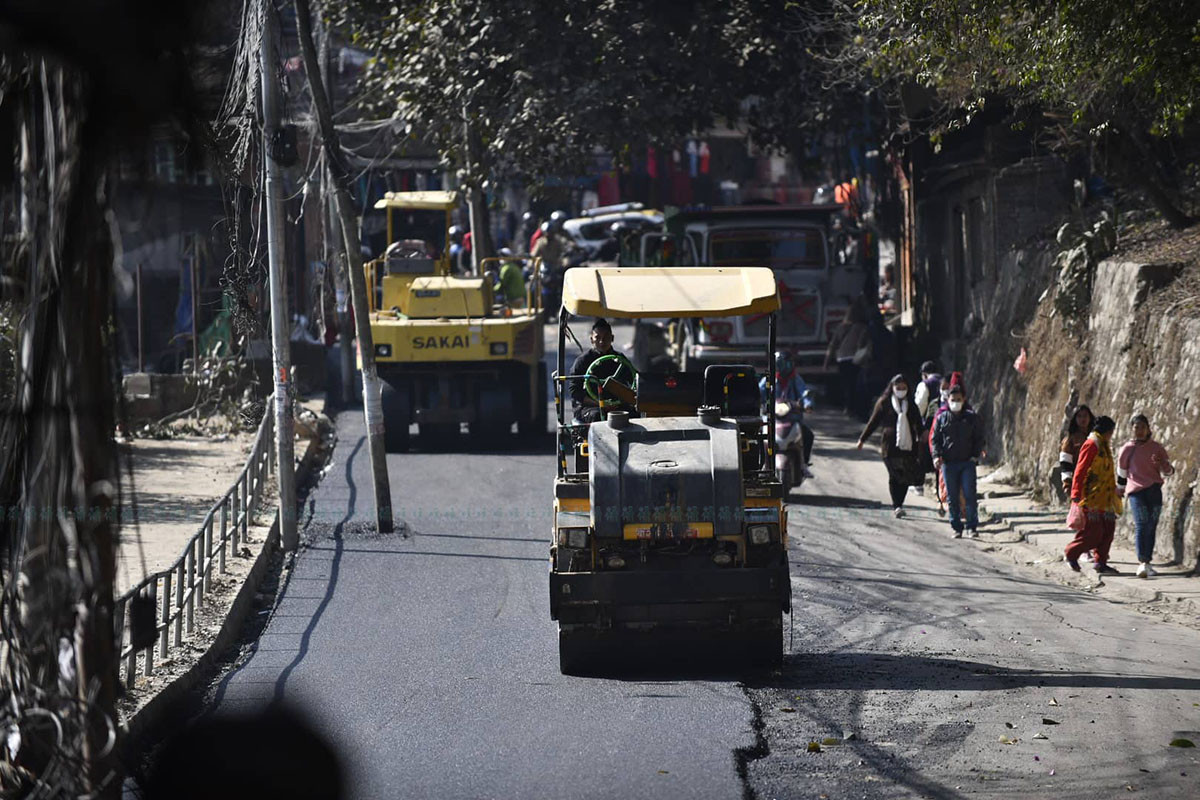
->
962, 252, 1200, 570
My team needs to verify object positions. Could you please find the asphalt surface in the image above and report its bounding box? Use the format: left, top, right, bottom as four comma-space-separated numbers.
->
210, 322, 1200, 799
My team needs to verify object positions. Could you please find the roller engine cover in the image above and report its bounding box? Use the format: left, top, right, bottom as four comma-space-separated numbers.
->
588, 416, 744, 539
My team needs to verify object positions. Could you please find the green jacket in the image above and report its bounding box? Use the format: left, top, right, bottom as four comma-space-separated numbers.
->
498, 260, 526, 306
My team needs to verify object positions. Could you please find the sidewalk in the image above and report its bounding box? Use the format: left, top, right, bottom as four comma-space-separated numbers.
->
903, 465, 1200, 624
116, 432, 254, 596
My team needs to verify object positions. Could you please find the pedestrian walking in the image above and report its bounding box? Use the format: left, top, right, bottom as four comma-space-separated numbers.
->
1059, 403, 1097, 560
824, 300, 871, 416
1059, 404, 1095, 497
857, 374, 924, 518
1117, 413, 1175, 579
928, 372, 966, 511
913, 360, 944, 425
1065, 415, 1122, 574
931, 383, 985, 538
913, 360, 944, 497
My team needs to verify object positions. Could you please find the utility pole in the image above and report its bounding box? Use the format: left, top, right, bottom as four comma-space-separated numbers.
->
259, 0, 298, 549
294, 0, 394, 533
315, 18, 356, 405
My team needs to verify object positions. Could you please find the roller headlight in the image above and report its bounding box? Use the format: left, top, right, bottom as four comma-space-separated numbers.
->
557, 527, 589, 549
748, 524, 775, 545
605, 555, 626, 569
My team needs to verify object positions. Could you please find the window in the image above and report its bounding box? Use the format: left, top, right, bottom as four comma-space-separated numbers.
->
153, 140, 179, 183
708, 228, 826, 270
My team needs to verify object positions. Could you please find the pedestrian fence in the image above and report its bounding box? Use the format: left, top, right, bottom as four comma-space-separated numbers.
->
113, 399, 276, 688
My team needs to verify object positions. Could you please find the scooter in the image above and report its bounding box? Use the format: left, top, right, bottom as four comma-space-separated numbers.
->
771, 392, 814, 495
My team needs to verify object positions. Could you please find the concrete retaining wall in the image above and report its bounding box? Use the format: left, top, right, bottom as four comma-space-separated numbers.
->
961, 252, 1199, 569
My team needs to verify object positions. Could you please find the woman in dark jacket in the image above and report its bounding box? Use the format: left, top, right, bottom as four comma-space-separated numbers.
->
857, 374, 925, 517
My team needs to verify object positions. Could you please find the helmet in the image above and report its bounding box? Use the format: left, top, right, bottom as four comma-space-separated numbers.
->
774, 350, 794, 377
549, 210, 567, 223
498, 246, 513, 256
521, 211, 536, 224
539, 221, 550, 233
448, 225, 463, 242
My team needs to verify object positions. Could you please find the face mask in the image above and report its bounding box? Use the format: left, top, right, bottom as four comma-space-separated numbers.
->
949, 400, 964, 412
892, 388, 906, 399
939, 389, 949, 403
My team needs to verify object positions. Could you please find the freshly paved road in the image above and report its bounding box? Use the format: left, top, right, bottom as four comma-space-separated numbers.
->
212, 322, 1200, 799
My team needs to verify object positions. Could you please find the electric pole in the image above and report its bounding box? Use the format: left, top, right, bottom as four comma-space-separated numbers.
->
294, 0, 394, 533
259, 0, 298, 549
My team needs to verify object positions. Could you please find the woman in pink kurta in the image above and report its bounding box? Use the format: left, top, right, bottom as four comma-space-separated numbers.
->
1117, 414, 1174, 578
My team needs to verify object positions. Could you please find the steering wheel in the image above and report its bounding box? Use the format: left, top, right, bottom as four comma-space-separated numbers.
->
584, 353, 637, 403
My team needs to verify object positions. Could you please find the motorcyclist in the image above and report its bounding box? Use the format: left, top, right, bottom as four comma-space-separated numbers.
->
532, 218, 568, 273
519, 211, 539, 254
760, 350, 814, 475
596, 221, 627, 262
533, 216, 574, 321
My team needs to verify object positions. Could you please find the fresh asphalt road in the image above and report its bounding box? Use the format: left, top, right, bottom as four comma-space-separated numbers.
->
211, 322, 1200, 799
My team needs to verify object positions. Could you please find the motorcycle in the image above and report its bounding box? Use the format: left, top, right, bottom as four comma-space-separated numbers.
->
771, 392, 814, 495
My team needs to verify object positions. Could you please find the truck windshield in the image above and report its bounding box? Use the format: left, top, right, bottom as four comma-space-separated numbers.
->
709, 229, 825, 270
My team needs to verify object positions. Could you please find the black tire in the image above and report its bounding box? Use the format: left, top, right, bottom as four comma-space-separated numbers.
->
468, 419, 511, 448
747, 622, 784, 669
558, 628, 590, 675
418, 423, 459, 450
380, 380, 410, 452
519, 362, 549, 439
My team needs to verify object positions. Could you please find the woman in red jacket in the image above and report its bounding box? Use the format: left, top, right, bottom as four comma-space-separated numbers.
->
1065, 415, 1121, 574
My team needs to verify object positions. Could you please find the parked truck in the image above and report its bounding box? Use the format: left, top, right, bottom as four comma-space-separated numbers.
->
631, 204, 875, 375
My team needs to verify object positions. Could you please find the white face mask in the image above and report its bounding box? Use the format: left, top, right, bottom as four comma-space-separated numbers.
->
949, 400, 964, 412
892, 388, 906, 400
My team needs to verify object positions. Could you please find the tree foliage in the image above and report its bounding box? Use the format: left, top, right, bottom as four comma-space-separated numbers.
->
854, 0, 1200, 223
859, 0, 1200, 138
331, 0, 859, 187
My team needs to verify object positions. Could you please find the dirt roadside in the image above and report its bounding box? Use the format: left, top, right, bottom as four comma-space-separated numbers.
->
901, 464, 1200, 631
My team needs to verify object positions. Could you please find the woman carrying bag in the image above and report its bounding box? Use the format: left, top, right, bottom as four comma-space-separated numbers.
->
1065, 415, 1122, 574
857, 374, 925, 518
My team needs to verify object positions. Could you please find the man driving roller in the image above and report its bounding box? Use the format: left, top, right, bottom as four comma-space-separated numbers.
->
569, 318, 617, 423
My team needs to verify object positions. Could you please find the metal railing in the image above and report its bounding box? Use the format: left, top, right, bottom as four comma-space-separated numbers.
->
113, 398, 276, 687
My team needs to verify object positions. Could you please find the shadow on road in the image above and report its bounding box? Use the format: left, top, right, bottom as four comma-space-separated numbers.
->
400, 430, 556, 456
558, 634, 789, 683
209, 437, 363, 709
749, 651, 1200, 693
787, 493, 882, 510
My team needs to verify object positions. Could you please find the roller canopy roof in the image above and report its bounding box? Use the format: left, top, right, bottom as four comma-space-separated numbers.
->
561, 266, 780, 319
372, 190, 460, 210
